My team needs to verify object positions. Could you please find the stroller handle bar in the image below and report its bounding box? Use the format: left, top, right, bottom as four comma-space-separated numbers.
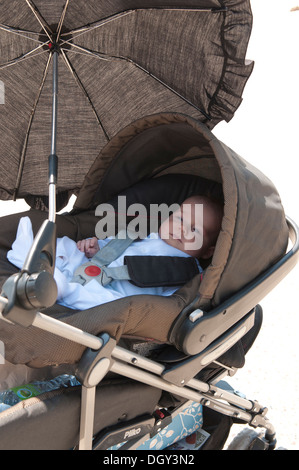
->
0, 216, 298, 356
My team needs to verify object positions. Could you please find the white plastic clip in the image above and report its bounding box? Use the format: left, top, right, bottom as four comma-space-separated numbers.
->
189, 309, 204, 322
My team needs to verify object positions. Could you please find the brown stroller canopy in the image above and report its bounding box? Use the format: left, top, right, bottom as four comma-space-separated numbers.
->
75, 113, 289, 308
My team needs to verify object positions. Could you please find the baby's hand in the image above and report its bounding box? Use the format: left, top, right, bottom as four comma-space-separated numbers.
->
77, 237, 99, 258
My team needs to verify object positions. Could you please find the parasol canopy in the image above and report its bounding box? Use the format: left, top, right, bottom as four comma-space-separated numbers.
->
0, 0, 253, 202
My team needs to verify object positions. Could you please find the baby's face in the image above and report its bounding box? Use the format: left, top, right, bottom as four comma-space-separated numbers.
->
159, 197, 218, 259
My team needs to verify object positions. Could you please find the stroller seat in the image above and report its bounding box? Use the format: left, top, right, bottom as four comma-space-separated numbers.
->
0, 114, 298, 450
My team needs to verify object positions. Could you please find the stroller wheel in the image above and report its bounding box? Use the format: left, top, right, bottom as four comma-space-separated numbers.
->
226, 427, 268, 450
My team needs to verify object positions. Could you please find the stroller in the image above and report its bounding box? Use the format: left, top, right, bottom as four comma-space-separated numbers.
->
0, 114, 298, 450
0, 1, 298, 451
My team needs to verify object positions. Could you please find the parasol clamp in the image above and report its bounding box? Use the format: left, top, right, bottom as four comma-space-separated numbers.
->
0, 219, 58, 327
1, 270, 57, 327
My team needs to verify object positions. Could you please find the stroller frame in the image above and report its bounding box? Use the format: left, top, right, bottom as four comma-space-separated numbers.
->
1, 49, 298, 451
1, 217, 297, 450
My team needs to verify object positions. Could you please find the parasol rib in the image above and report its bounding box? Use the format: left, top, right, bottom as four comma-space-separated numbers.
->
62, 43, 211, 121
13, 53, 52, 200
0, 23, 43, 43
60, 49, 110, 141
63, 6, 226, 45
0, 45, 49, 70
25, 0, 53, 41
60, 10, 134, 44
58, 7, 226, 121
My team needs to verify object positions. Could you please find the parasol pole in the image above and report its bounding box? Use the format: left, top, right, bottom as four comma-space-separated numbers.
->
0, 50, 59, 326
48, 49, 58, 223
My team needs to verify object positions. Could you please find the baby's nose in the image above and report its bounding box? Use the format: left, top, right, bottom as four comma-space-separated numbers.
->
182, 223, 191, 238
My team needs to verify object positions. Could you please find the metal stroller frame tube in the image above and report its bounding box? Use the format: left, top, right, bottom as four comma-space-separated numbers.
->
33, 311, 103, 350
0, 300, 103, 350
48, 50, 58, 223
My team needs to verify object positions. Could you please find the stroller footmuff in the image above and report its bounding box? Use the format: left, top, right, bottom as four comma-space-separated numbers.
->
0, 114, 298, 450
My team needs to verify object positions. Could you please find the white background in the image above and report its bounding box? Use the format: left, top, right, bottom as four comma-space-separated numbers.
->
0, 0, 298, 449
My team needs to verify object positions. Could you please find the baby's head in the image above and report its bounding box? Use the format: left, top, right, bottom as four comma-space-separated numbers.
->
159, 195, 223, 259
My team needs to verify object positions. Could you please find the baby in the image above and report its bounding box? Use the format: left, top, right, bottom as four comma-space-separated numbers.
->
7, 195, 223, 311
77, 195, 223, 261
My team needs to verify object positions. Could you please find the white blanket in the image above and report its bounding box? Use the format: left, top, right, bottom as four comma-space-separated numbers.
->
7, 217, 199, 311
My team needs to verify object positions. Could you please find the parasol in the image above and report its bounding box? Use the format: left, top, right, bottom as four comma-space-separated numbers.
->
0, 0, 253, 204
